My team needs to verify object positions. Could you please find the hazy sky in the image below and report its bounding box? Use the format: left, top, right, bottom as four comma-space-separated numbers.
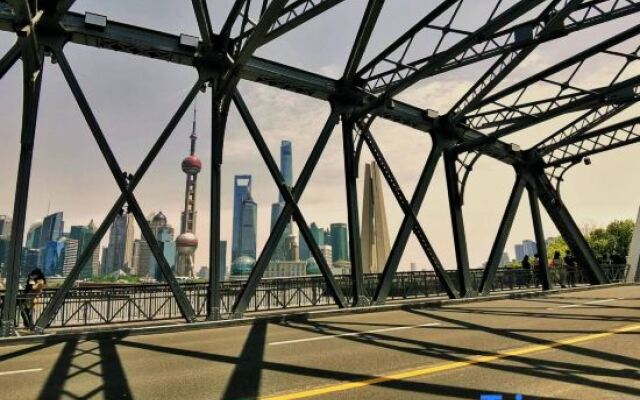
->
1, 1, 639, 271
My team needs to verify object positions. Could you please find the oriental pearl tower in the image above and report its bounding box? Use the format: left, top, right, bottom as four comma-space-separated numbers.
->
176, 107, 201, 278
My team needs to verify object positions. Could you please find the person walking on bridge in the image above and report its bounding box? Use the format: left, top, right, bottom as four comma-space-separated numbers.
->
550, 251, 567, 288
20, 268, 46, 330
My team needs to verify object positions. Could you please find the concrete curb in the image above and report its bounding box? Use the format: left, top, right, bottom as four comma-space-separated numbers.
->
0, 282, 635, 347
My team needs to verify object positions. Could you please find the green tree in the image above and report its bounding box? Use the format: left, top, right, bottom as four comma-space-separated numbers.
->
605, 219, 635, 257
586, 228, 613, 261
547, 236, 568, 261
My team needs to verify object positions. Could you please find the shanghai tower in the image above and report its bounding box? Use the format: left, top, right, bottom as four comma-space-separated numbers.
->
271, 140, 294, 260
176, 107, 201, 277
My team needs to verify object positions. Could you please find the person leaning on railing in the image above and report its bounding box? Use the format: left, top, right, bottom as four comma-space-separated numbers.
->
19, 268, 46, 330
549, 251, 567, 288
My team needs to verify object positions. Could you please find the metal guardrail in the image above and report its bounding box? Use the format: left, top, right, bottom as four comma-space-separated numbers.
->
0, 265, 628, 329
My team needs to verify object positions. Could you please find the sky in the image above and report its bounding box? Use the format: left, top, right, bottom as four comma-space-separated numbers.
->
1, 0, 639, 272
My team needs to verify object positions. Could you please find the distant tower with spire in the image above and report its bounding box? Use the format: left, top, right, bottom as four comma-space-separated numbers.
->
176, 107, 201, 277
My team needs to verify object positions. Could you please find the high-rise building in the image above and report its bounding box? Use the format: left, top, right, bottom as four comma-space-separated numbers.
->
319, 245, 332, 267
330, 223, 348, 262
515, 240, 536, 261
25, 221, 42, 249
23, 248, 40, 275
270, 202, 291, 260
62, 238, 79, 277
0, 215, 12, 236
271, 140, 294, 261
361, 161, 391, 274
232, 175, 252, 261
323, 229, 332, 249
39, 212, 64, 249
522, 240, 537, 257
285, 234, 299, 261
104, 213, 135, 274
514, 244, 524, 261
132, 239, 152, 277
299, 222, 325, 261
279, 140, 293, 201
141, 212, 177, 279
42, 239, 65, 276
176, 109, 201, 278
239, 192, 258, 259
70, 220, 100, 278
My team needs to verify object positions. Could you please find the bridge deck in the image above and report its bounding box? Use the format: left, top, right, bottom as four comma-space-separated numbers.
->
0, 285, 638, 399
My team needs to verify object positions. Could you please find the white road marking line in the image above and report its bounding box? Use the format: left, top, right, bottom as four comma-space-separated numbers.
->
269, 322, 441, 346
548, 298, 624, 310
0, 368, 42, 377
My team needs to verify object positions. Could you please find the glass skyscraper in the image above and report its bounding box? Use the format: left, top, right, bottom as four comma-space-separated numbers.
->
239, 192, 258, 259
39, 212, 64, 249
271, 140, 294, 260
279, 140, 293, 201
104, 213, 135, 274
42, 239, 65, 276
330, 223, 349, 262
70, 221, 100, 279
299, 222, 324, 260
25, 221, 42, 249
232, 175, 252, 261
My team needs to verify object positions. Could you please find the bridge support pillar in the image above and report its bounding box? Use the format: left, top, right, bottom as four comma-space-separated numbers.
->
341, 117, 369, 307
479, 176, 525, 295
207, 85, 229, 321
1, 44, 43, 337
527, 183, 552, 290
444, 151, 475, 297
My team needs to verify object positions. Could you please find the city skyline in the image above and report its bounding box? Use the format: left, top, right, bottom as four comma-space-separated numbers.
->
1, 2, 638, 273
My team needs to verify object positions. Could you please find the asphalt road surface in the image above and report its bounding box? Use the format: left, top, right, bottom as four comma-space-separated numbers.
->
0, 285, 638, 400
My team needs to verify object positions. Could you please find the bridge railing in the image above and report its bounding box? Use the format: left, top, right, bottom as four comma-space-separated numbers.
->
0, 264, 628, 328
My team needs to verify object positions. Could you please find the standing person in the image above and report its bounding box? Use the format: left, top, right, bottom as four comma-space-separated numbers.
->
533, 253, 541, 287
549, 251, 566, 288
521, 255, 532, 286
564, 250, 577, 287
20, 268, 46, 330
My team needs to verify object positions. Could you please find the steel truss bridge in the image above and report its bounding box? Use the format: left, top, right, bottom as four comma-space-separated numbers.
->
0, 0, 639, 337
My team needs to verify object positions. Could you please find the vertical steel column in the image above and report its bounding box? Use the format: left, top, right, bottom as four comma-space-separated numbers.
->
479, 176, 525, 294
444, 151, 474, 297
0, 46, 43, 336
341, 118, 367, 306
527, 184, 551, 290
207, 89, 229, 321
533, 172, 607, 284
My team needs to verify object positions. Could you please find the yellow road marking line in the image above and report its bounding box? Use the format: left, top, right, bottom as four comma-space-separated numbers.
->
262, 323, 640, 400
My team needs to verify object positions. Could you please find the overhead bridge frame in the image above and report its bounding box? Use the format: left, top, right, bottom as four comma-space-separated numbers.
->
0, 0, 638, 336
